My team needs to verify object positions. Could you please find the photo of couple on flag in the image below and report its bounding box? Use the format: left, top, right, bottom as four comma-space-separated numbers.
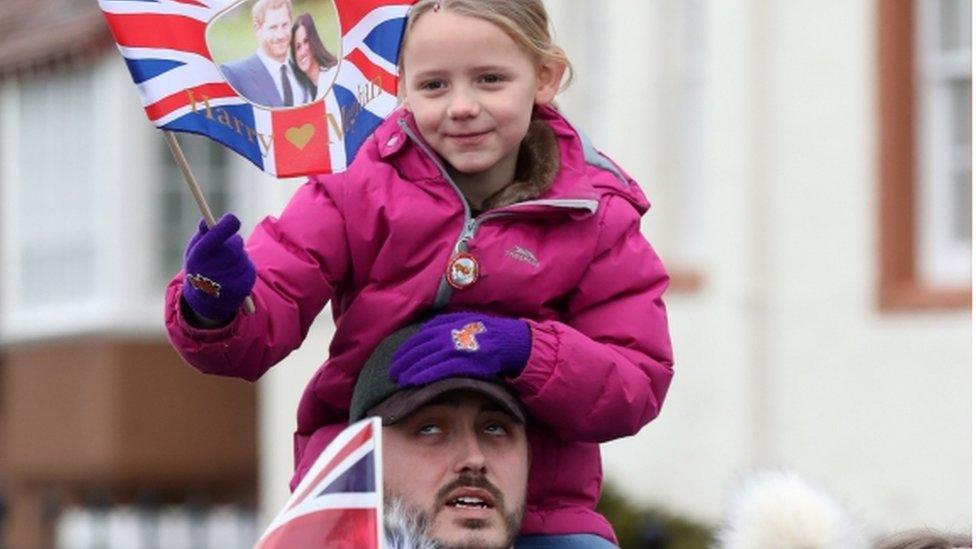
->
209, 0, 340, 108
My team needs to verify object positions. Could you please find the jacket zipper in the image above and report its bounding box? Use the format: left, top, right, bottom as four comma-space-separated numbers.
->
396, 119, 599, 308
397, 119, 473, 224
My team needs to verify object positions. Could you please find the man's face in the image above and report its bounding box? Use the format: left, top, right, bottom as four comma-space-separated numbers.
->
383, 392, 528, 549
255, 5, 292, 62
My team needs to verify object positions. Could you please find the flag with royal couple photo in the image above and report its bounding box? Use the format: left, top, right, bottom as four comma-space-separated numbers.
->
254, 418, 383, 548
98, 0, 413, 178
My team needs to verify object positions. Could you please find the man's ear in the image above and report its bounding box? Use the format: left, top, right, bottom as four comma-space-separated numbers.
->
534, 56, 566, 106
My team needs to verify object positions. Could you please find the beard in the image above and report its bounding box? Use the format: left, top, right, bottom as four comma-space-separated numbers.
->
384, 473, 523, 549
383, 497, 440, 549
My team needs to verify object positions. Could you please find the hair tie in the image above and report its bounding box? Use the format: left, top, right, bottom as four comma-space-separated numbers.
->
433, 0, 442, 12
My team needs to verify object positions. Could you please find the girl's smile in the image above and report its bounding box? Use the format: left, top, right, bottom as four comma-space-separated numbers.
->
447, 130, 492, 146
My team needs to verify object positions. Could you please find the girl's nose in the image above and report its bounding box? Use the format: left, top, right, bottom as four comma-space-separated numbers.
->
447, 91, 480, 120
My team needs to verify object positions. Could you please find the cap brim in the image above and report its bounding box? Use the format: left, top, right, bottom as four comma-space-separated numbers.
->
367, 377, 526, 425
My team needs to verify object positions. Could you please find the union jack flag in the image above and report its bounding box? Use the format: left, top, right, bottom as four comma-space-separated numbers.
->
98, 0, 413, 178
256, 418, 384, 548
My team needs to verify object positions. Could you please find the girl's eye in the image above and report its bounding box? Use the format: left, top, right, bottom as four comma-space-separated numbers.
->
479, 74, 504, 84
420, 80, 445, 91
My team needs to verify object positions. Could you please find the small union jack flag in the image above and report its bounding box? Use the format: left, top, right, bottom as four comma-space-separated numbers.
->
255, 418, 383, 548
97, 0, 412, 178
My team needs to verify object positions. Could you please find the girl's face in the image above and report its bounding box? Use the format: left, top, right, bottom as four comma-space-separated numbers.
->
293, 24, 313, 74
401, 11, 562, 177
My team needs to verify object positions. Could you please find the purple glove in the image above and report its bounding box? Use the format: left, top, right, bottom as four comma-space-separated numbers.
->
390, 312, 532, 388
181, 213, 256, 323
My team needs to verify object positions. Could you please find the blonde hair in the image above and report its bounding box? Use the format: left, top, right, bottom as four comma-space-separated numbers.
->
401, 0, 573, 90
252, 0, 292, 27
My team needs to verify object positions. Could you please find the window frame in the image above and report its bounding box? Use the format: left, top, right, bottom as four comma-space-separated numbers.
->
877, 0, 971, 311
0, 58, 240, 343
0, 68, 113, 341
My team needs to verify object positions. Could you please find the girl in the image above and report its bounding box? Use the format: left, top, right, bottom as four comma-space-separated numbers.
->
168, 0, 673, 546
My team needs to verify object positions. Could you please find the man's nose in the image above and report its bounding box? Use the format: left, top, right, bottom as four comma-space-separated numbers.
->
447, 89, 480, 120
452, 428, 487, 475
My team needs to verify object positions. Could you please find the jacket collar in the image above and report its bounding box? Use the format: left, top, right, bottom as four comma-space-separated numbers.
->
368, 105, 649, 213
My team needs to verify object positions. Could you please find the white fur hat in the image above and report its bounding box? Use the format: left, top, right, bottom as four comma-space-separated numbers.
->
715, 470, 870, 549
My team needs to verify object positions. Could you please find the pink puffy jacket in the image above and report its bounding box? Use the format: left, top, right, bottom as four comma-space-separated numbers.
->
165, 105, 673, 543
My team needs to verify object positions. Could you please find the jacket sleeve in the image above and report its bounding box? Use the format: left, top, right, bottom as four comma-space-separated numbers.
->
508, 195, 674, 443
164, 175, 351, 382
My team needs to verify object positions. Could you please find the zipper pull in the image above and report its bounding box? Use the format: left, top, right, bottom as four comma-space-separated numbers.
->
463, 218, 478, 238
455, 218, 478, 253
447, 218, 481, 290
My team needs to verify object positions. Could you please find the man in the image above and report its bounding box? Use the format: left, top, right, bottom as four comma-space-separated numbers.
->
220, 0, 306, 107
349, 316, 621, 548
350, 321, 529, 549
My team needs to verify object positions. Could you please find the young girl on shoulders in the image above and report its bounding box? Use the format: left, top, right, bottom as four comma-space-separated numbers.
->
167, 0, 673, 546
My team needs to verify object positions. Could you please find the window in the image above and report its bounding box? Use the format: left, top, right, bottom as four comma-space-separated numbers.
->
0, 67, 100, 338
17, 70, 98, 308
915, 0, 971, 287
877, 0, 971, 310
0, 55, 238, 341
155, 133, 231, 287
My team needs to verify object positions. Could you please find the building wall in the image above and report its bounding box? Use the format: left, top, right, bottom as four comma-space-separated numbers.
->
548, 0, 971, 534
0, 51, 266, 546
0, 338, 258, 547
1, 338, 257, 485
758, 0, 970, 532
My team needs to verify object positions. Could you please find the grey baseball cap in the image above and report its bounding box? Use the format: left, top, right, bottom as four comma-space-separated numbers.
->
349, 322, 526, 425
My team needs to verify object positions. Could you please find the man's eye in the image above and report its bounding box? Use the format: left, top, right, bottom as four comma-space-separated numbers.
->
484, 423, 508, 436
418, 424, 443, 435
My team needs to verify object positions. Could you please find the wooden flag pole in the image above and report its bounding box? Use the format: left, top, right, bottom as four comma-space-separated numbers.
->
164, 131, 256, 314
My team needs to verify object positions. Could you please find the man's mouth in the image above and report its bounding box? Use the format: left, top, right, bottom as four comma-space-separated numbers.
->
447, 496, 490, 509
444, 488, 496, 510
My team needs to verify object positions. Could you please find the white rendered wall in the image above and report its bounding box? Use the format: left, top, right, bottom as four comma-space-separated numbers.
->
755, 0, 970, 533
547, 0, 766, 523
546, 0, 971, 535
